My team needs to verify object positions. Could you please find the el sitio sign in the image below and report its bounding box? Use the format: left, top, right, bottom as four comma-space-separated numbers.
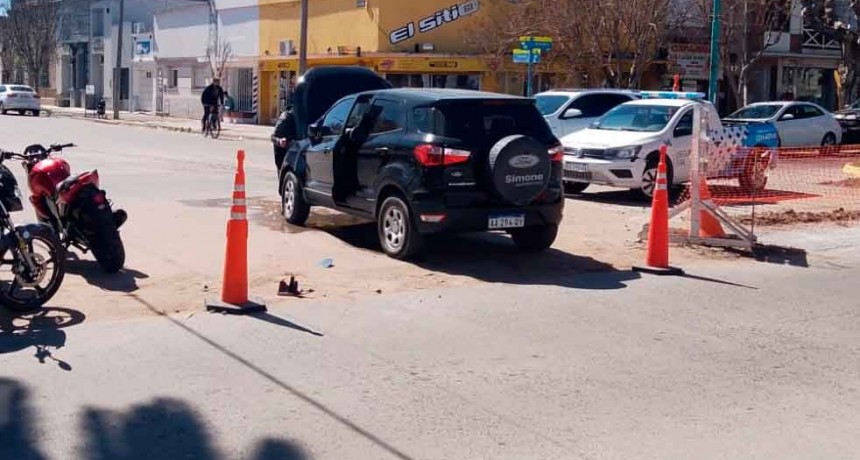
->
389, 0, 480, 45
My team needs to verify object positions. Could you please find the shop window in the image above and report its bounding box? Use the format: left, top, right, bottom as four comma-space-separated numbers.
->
385, 73, 479, 90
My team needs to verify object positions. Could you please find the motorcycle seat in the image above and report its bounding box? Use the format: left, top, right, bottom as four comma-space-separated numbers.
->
57, 173, 87, 194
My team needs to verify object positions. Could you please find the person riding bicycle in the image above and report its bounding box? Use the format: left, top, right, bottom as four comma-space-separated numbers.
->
201, 77, 225, 131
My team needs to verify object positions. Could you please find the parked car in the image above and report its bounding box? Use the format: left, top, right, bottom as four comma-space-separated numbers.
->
834, 100, 860, 144
559, 92, 781, 198
724, 101, 842, 148
534, 89, 639, 138
0, 84, 41, 116
278, 75, 564, 260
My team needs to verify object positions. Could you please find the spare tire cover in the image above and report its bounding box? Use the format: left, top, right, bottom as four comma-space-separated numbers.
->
488, 135, 552, 205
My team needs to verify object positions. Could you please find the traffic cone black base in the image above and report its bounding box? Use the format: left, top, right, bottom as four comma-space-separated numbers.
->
632, 265, 685, 276
205, 296, 267, 315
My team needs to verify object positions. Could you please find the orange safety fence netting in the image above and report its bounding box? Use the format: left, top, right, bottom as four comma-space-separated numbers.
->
673, 144, 860, 235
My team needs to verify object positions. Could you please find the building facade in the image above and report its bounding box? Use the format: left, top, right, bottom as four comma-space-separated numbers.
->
136, 0, 259, 120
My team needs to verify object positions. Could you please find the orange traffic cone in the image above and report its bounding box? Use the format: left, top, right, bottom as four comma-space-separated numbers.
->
697, 180, 726, 238
206, 150, 267, 314
634, 145, 684, 276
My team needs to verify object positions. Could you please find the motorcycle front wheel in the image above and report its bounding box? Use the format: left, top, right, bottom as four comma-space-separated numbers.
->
0, 226, 66, 312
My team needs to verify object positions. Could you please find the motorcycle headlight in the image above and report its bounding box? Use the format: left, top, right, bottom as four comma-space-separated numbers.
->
608, 146, 641, 159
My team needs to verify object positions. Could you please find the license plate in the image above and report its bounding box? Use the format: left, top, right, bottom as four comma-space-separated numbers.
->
564, 171, 592, 181
564, 162, 588, 172
488, 214, 525, 229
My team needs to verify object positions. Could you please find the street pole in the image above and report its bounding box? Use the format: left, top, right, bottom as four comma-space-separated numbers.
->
707, 0, 722, 106
112, 0, 125, 120
526, 50, 534, 97
298, 0, 309, 75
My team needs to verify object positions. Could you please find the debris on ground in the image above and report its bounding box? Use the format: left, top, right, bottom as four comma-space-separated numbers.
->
318, 258, 334, 269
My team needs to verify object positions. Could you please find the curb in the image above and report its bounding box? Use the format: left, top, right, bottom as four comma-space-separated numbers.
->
45, 109, 269, 142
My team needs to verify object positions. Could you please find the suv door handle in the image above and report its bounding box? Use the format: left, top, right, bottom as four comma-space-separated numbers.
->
375, 147, 390, 155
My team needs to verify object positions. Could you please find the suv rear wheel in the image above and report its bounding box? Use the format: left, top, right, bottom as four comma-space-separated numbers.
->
510, 224, 559, 252
378, 196, 423, 260
281, 172, 310, 225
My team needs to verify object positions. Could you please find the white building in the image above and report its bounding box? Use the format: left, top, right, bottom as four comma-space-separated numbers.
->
135, 0, 259, 120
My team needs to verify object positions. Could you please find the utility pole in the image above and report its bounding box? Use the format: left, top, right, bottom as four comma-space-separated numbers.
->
112, 0, 125, 119
707, 0, 722, 106
298, 0, 308, 75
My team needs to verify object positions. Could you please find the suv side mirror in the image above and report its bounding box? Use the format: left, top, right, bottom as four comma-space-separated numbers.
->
308, 122, 321, 141
780, 113, 795, 121
561, 108, 583, 119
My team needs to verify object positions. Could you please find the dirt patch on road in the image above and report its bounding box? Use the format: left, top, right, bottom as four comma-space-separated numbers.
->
740, 208, 860, 227
820, 178, 860, 188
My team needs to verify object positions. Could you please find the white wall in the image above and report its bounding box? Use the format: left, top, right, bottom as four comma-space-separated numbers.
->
153, 4, 209, 59
219, 6, 259, 57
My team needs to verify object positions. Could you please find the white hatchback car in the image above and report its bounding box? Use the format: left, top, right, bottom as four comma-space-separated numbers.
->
534, 89, 639, 138
0, 84, 41, 116
724, 101, 842, 147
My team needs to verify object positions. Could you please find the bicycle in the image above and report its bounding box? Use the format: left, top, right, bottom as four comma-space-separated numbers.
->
202, 105, 221, 139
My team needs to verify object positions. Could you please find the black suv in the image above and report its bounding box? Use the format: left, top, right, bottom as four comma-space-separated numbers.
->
278, 70, 564, 259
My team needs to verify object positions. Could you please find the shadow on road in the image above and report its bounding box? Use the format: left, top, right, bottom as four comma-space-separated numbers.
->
66, 255, 149, 293
321, 223, 639, 290
723, 244, 810, 268
0, 378, 49, 460
0, 307, 85, 370
129, 293, 416, 460
249, 311, 324, 337
0, 379, 309, 460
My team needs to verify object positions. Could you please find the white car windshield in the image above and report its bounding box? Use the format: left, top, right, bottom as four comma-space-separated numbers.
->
590, 105, 678, 132
534, 95, 569, 116
727, 104, 782, 120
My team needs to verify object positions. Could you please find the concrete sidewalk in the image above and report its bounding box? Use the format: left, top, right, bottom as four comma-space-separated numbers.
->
43, 105, 273, 142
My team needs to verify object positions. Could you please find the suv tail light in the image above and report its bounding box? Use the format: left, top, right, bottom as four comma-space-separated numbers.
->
414, 144, 471, 166
548, 144, 564, 162
33, 94, 40, 99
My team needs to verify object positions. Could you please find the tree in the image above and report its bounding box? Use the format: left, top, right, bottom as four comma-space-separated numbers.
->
207, 38, 233, 80
800, 0, 860, 104
0, 0, 60, 91
462, 0, 676, 89
687, 0, 792, 108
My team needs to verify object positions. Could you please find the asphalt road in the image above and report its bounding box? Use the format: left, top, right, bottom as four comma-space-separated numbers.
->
1, 116, 859, 459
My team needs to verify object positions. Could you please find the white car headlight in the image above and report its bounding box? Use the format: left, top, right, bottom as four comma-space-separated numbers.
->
608, 146, 641, 159
563, 146, 582, 157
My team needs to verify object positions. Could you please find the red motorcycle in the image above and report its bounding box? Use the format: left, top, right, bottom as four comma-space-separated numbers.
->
17, 143, 127, 273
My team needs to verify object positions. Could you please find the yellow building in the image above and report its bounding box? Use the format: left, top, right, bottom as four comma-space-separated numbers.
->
255, 0, 661, 124
257, 0, 541, 123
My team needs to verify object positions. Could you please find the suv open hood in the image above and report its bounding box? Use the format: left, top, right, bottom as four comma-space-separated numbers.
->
291, 66, 392, 140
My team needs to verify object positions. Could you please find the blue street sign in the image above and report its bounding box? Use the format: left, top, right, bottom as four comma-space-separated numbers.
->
512, 49, 540, 64
519, 36, 553, 51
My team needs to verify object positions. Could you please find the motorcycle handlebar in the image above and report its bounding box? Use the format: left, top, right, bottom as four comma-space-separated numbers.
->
51, 143, 75, 151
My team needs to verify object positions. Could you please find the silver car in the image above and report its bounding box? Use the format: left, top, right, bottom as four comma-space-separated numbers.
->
0, 84, 41, 116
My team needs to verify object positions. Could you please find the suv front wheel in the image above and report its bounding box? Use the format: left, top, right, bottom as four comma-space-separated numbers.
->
281, 171, 310, 225
378, 196, 424, 260
510, 224, 559, 252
